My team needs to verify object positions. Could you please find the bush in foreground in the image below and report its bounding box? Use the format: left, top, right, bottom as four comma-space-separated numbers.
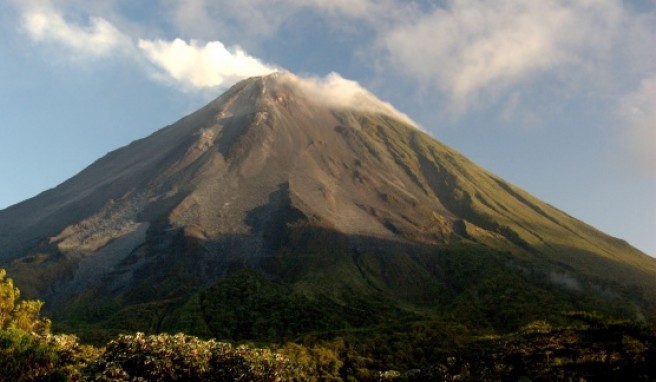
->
87, 332, 300, 381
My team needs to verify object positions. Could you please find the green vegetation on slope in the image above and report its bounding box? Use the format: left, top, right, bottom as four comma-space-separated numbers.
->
2, 267, 655, 381
404, 313, 656, 381
54, 234, 646, 347
332, 110, 656, 304
198, 270, 350, 340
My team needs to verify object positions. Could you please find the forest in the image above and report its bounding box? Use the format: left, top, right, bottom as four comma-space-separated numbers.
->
1, 268, 655, 381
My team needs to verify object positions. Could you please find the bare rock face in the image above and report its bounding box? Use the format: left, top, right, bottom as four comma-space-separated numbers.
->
0, 72, 654, 325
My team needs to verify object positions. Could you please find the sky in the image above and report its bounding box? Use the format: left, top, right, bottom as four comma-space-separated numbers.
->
0, 0, 654, 255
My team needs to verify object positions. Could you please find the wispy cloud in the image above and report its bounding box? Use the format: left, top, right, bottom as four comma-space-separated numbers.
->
163, 0, 407, 42
138, 38, 277, 89
162, 0, 653, 122
379, 0, 627, 113
14, 1, 278, 91
13, 0, 655, 129
20, 1, 131, 58
164, 0, 294, 42
291, 0, 398, 19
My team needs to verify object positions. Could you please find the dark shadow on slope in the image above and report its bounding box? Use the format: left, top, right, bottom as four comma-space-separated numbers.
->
243, 182, 306, 256
52, 220, 656, 344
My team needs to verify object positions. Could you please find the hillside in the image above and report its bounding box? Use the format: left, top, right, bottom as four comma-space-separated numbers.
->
0, 72, 654, 343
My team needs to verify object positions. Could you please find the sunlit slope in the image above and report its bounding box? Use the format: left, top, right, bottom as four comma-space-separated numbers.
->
345, 112, 656, 297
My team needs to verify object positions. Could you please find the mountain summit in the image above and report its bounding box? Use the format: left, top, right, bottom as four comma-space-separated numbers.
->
1, 72, 655, 337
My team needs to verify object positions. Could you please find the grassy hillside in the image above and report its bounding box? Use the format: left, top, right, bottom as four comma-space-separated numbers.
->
331, 110, 656, 303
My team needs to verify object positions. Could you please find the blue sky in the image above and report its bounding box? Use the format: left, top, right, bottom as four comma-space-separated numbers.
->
1, 0, 654, 255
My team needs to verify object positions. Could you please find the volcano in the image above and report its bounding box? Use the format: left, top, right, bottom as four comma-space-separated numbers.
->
1, 72, 654, 338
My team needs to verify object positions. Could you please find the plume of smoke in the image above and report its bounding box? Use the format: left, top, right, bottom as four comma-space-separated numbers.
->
288, 72, 418, 127
138, 38, 277, 90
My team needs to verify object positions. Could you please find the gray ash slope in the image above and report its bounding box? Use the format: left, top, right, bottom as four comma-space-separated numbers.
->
1, 72, 655, 328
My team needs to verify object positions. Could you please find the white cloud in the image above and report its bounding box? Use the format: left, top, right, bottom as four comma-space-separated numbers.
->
620, 76, 656, 177
380, 0, 627, 113
14, 0, 654, 132
138, 38, 278, 89
15, 1, 277, 89
290, 72, 417, 127
162, 0, 410, 45
20, 2, 130, 57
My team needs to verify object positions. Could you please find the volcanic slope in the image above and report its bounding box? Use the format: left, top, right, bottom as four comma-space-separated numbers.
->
1, 72, 654, 338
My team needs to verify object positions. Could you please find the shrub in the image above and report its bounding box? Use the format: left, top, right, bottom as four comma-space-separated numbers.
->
0, 269, 51, 334
0, 327, 59, 381
86, 332, 301, 381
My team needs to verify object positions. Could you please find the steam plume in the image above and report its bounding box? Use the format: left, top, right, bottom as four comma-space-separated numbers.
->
138, 38, 277, 89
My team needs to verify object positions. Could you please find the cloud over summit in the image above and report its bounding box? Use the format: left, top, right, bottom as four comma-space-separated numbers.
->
138, 38, 277, 89
290, 72, 417, 127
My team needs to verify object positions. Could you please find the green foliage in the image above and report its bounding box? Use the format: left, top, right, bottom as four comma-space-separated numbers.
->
43, 333, 100, 381
0, 270, 56, 381
277, 342, 344, 381
0, 328, 60, 381
86, 332, 300, 381
404, 319, 656, 381
0, 269, 51, 334
0, 269, 98, 381
0, 267, 655, 381
199, 271, 349, 341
